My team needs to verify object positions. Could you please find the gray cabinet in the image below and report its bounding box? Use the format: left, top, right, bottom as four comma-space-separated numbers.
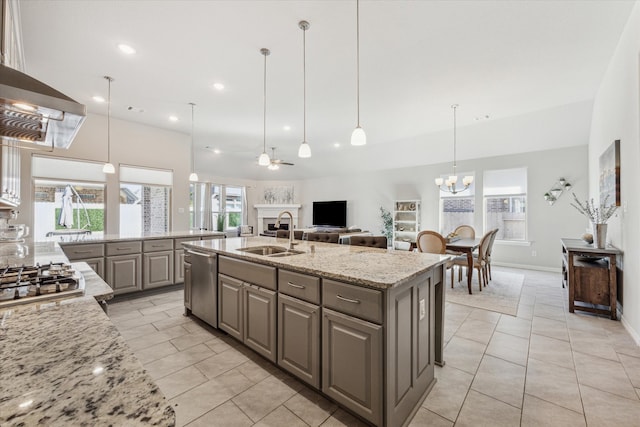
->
106, 254, 142, 294
61, 243, 105, 280
175, 250, 186, 283
218, 256, 278, 363
322, 307, 383, 426
218, 274, 244, 341
143, 251, 174, 289
278, 293, 320, 387
183, 256, 192, 310
244, 283, 277, 362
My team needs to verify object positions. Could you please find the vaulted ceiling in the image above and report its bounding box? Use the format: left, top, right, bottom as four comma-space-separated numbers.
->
19, 0, 636, 179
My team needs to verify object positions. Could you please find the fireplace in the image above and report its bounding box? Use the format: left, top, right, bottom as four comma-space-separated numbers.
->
254, 204, 301, 235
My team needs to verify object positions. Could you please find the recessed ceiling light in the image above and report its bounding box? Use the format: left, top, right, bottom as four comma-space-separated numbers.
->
118, 43, 136, 55
92, 95, 105, 103
334, 142, 341, 148
212, 83, 225, 91
127, 106, 144, 113
213, 149, 221, 154
283, 125, 291, 131
168, 115, 178, 122
475, 114, 490, 121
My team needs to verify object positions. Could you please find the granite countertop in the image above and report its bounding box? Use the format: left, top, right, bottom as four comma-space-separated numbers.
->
0, 297, 174, 426
49, 229, 226, 245
0, 241, 175, 426
183, 236, 449, 290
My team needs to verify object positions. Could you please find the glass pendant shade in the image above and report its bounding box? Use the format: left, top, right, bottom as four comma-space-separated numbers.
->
258, 151, 270, 166
298, 141, 311, 158
463, 176, 474, 186
189, 172, 199, 182
434, 177, 444, 186
351, 126, 366, 146
102, 162, 115, 174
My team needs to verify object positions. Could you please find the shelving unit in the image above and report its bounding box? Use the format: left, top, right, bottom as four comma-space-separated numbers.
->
393, 200, 421, 250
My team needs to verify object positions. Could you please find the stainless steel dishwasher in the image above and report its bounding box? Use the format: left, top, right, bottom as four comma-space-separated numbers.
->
184, 249, 218, 328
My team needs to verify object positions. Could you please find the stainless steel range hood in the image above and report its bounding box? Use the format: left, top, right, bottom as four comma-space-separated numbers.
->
0, 0, 86, 150
0, 64, 86, 149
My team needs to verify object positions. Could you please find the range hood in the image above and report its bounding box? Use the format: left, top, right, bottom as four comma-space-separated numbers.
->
0, 64, 86, 149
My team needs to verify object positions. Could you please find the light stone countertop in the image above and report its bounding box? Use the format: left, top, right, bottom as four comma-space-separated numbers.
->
183, 236, 450, 290
0, 241, 175, 426
49, 229, 225, 245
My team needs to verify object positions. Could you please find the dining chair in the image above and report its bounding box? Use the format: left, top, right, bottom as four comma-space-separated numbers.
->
276, 230, 304, 240
454, 224, 475, 239
452, 229, 493, 291
349, 235, 388, 248
416, 230, 455, 287
483, 228, 499, 281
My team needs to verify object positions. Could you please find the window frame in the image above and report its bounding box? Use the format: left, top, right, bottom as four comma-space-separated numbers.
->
482, 167, 528, 242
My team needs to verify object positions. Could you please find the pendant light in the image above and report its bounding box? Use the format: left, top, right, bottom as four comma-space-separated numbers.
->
298, 20, 311, 158
188, 102, 198, 182
258, 48, 271, 166
435, 104, 473, 194
102, 76, 115, 174
350, 0, 366, 146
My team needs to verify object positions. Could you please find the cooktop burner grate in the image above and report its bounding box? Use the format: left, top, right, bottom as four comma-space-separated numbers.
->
0, 262, 83, 305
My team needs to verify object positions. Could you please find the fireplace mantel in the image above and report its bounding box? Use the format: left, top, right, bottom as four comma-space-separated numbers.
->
254, 204, 301, 235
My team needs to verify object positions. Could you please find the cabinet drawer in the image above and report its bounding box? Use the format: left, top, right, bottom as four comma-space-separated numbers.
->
63, 243, 104, 260
323, 279, 383, 324
279, 269, 321, 304
106, 241, 142, 256
143, 239, 174, 252
219, 256, 277, 291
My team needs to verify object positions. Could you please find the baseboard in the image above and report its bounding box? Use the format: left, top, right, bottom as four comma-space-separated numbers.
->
493, 261, 561, 273
621, 315, 640, 346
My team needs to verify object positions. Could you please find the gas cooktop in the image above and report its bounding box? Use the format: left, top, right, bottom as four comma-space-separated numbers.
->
0, 262, 84, 308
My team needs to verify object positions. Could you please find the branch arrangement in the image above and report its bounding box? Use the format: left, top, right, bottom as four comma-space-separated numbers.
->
570, 193, 617, 224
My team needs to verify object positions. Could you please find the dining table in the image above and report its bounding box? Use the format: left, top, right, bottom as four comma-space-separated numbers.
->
446, 237, 482, 294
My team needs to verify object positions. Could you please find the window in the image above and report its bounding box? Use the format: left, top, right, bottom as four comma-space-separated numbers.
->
119, 166, 172, 234
32, 156, 106, 240
439, 172, 475, 235
484, 168, 527, 241
189, 183, 246, 231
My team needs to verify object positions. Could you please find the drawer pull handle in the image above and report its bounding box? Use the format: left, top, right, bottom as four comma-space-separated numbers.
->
336, 294, 360, 304
74, 250, 93, 254
287, 281, 305, 289
117, 247, 133, 251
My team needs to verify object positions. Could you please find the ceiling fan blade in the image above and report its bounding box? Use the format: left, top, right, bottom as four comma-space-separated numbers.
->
280, 161, 295, 166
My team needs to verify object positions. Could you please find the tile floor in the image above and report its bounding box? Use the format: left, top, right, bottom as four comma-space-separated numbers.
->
108, 267, 640, 426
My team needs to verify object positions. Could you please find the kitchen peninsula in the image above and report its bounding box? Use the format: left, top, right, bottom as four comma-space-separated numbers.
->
183, 236, 448, 427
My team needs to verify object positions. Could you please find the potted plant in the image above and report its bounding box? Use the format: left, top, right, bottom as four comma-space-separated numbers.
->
570, 193, 617, 248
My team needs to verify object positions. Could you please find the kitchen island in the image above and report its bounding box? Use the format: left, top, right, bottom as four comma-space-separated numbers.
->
183, 236, 449, 427
0, 241, 175, 426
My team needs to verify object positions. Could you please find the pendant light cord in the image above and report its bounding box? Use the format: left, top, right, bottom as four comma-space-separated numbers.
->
106, 76, 112, 163
452, 104, 458, 176
190, 102, 195, 172
303, 24, 307, 142
356, 0, 361, 127
263, 50, 267, 153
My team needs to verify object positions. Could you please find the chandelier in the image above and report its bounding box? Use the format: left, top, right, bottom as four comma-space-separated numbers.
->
435, 104, 473, 194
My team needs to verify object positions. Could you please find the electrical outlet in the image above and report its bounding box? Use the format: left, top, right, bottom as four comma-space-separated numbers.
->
532, 250, 537, 257
419, 299, 426, 320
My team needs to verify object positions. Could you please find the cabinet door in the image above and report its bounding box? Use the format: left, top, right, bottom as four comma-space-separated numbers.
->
143, 250, 174, 289
82, 257, 105, 280
244, 283, 277, 363
183, 260, 192, 310
218, 274, 244, 341
278, 294, 319, 388
106, 254, 141, 295
322, 307, 383, 426
174, 250, 185, 283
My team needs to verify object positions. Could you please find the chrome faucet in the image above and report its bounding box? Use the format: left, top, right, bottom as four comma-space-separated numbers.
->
275, 210, 296, 250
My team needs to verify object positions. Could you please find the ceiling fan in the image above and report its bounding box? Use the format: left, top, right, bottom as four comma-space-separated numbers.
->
267, 147, 294, 170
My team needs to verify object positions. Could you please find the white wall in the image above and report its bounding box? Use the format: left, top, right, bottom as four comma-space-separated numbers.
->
588, 1, 640, 343
300, 145, 588, 270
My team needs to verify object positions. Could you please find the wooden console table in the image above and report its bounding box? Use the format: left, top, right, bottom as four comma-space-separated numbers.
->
561, 238, 621, 320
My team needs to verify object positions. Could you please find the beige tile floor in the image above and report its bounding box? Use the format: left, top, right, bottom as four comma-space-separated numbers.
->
108, 267, 640, 426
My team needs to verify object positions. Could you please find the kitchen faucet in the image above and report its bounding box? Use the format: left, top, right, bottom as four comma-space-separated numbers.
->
275, 210, 296, 250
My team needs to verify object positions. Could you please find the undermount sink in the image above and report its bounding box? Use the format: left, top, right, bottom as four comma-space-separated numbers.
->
237, 245, 304, 257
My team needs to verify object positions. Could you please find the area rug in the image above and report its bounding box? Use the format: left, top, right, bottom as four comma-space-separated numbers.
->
445, 270, 525, 316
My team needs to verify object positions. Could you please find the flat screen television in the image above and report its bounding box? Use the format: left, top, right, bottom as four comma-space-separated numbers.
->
313, 200, 347, 227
